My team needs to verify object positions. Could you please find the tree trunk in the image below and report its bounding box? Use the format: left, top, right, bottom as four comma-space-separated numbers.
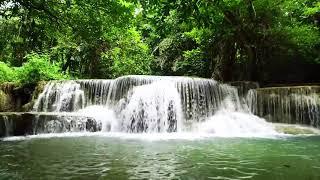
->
212, 40, 236, 82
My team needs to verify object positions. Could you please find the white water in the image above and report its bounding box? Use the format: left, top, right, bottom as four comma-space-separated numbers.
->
33, 81, 85, 112
196, 98, 276, 137
3, 115, 13, 136
77, 106, 117, 132
26, 76, 281, 137
118, 81, 183, 133
247, 87, 320, 126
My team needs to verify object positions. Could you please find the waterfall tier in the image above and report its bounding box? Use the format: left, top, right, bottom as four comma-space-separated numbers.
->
247, 86, 320, 127
2, 76, 320, 137
30, 75, 269, 134
33, 76, 245, 121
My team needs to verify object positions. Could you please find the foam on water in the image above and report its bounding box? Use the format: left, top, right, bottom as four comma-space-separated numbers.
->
195, 97, 277, 137
77, 106, 118, 132
2, 131, 282, 142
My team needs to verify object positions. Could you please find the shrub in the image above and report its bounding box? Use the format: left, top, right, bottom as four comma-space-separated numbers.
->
17, 53, 68, 85
0, 62, 17, 83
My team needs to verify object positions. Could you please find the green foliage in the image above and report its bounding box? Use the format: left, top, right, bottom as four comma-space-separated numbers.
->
0, 53, 67, 85
175, 48, 207, 76
138, 0, 320, 81
285, 25, 319, 48
0, 0, 319, 83
0, 62, 17, 83
304, 2, 320, 16
17, 53, 68, 85
184, 28, 211, 45
102, 28, 153, 78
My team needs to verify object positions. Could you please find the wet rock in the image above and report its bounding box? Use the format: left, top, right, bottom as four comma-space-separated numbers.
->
227, 81, 259, 97
0, 112, 100, 138
0, 82, 47, 112
0, 113, 33, 137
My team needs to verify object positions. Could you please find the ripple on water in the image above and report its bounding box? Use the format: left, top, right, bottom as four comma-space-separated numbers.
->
0, 136, 320, 180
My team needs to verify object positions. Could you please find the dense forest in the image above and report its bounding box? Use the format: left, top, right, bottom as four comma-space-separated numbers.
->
0, 0, 319, 85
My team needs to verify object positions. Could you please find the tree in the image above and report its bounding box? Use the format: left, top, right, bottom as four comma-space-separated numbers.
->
138, 0, 320, 82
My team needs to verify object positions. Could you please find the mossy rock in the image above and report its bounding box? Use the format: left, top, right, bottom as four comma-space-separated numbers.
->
0, 83, 16, 112
21, 101, 35, 112
0, 90, 14, 112
0, 81, 47, 112
32, 81, 47, 100
20, 81, 47, 112
275, 125, 317, 135
0, 113, 34, 137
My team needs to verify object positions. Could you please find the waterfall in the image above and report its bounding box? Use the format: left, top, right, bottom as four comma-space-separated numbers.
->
29, 75, 277, 135
33, 76, 243, 121
247, 86, 320, 127
2, 115, 13, 136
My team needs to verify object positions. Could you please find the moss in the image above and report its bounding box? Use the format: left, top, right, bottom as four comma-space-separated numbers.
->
0, 83, 17, 112
275, 125, 316, 135
0, 82, 16, 93
0, 89, 14, 112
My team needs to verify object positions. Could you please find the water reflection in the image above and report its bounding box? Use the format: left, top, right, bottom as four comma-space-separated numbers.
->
0, 136, 320, 180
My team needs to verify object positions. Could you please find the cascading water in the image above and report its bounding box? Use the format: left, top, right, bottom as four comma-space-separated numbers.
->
118, 81, 183, 133
33, 81, 85, 112
2, 115, 13, 136
30, 75, 277, 136
196, 97, 276, 136
247, 86, 320, 127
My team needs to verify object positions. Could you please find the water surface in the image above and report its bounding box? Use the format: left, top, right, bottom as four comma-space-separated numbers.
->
1, 135, 320, 180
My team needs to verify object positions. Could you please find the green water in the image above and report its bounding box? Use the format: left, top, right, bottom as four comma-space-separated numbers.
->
0, 135, 320, 180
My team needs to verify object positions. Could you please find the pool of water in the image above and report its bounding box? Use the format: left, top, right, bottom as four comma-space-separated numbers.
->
1, 134, 320, 180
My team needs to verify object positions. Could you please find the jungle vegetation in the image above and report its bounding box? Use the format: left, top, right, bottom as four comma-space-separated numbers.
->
0, 0, 319, 85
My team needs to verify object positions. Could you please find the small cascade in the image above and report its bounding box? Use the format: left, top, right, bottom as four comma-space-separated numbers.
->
246, 89, 258, 113
2, 115, 13, 136
33, 114, 101, 134
33, 81, 85, 112
247, 86, 320, 127
0, 112, 101, 137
